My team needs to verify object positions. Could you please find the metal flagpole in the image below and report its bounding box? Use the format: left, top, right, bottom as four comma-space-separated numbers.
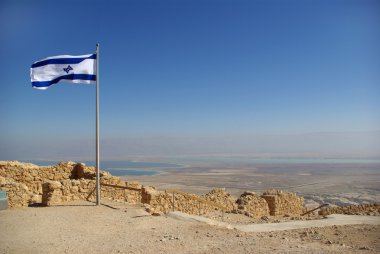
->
95, 43, 100, 205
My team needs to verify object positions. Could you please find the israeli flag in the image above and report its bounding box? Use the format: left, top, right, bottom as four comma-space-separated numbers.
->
30, 54, 96, 90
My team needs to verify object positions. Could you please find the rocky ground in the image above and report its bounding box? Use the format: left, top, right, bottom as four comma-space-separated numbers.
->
1, 200, 379, 254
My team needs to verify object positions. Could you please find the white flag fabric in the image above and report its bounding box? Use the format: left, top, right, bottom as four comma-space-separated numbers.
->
30, 54, 96, 90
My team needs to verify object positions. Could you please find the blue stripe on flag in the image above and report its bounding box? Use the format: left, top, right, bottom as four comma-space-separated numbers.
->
31, 54, 96, 68
32, 74, 96, 88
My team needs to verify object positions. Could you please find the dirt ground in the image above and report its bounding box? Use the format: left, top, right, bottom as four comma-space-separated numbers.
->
1, 200, 379, 254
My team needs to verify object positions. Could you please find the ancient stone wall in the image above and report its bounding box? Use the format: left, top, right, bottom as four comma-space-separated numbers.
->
203, 188, 237, 212
142, 187, 203, 214
0, 161, 81, 196
142, 187, 305, 217
42, 180, 94, 205
0, 175, 38, 208
319, 204, 380, 216
0, 161, 308, 218
124, 182, 142, 203
0, 161, 141, 208
141, 187, 235, 215
261, 189, 306, 216
236, 191, 270, 218
41, 178, 142, 206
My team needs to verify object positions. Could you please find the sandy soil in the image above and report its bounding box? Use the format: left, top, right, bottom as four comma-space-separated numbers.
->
1, 200, 379, 254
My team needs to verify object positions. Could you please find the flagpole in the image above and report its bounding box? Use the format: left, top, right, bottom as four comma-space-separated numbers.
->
95, 43, 100, 205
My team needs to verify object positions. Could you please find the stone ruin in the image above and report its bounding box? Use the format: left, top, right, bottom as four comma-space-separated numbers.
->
1, 160, 310, 218
0, 176, 37, 208
236, 191, 270, 218
140, 186, 305, 217
141, 186, 205, 214
204, 188, 238, 211
319, 204, 380, 216
0, 161, 141, 207
261, 189, 306, 216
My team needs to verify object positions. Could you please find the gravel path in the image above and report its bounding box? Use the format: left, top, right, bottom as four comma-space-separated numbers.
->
168, 211, 380, 232
1, 201, 379, 254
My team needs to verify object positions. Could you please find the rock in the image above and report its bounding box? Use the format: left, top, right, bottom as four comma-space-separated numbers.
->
261, 189, 306, 216
0, 176, 36, 208
48, 181, 62, 190
204, 188, 237, 211
319, 204, 380, 216
237, 192, 270, 218
141, 186, 159, 204
242, 191, 256, 196
71, 180, 80, 186
30, 195, 41, 204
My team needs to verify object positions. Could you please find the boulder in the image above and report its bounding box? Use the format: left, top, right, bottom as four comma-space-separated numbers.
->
236, 191, 270, 217
204, 188, 237, 211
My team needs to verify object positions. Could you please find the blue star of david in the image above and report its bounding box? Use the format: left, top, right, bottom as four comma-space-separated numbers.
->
63, 65, 73, 74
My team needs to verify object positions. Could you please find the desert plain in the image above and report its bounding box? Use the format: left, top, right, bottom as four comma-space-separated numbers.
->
125, 160, 380, 208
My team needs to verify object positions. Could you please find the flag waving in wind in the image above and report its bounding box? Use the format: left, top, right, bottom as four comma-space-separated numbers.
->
29, 44, 102, 206
30, 54, 97, 90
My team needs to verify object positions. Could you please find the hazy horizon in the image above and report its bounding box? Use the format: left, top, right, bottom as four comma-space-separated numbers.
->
1, 130, 379, 162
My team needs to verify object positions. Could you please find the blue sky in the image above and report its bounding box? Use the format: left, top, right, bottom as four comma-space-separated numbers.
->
0, 0, 379, 160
